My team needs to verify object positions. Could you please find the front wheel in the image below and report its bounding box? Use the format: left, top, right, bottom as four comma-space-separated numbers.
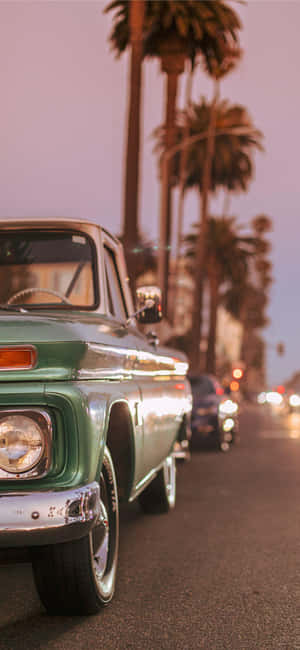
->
31, 448, 119, 615
139, 454, 176, 514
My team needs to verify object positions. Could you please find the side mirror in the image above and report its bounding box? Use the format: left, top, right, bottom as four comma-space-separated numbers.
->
135, 286, 163, 324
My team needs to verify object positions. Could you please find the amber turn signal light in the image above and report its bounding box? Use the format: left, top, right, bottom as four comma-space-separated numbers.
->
0, 346, 37, 370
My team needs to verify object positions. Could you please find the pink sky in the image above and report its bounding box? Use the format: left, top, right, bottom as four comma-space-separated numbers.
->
0, 1, 299, 385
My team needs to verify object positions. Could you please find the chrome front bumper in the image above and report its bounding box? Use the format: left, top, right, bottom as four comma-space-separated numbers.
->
0, 481, 101, 547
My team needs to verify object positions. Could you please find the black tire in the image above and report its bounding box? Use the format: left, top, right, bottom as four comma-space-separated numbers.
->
31, 448, 119, 615
139, 454, 176, 514
175, 416, 192, 463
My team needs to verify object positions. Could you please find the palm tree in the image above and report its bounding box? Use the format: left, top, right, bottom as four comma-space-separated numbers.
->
171, 44, 240, 324
105, 0, 145, 293
154, 99, 263, 368
118, 232, 156, 285
224, 214, 273, 383
225, 279, 269, 329
190, 47, 241, 352
144, 2, 241, 313
185, 216, 257, 374
105, 0, 241, 298
251, 214, 273, 289
172, 58, 194, 322
181, 99, 263, 370
252, 214, 273, 235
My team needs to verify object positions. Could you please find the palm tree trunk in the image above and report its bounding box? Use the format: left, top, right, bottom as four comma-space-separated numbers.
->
159, 47, 185, 318
206, 269, 219, 375
160, 67, 179, 316
122, 0, 145, 294
190, 82, 220, 371
240, 297, 251, 367
171, 61, 194, 325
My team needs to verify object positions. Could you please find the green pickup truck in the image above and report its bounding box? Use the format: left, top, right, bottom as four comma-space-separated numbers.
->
0, 218, 192, 615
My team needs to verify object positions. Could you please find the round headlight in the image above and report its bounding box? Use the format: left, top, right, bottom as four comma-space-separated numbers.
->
219, 399, 238, 416
0, 414, 45, 473
223, 418, 235, 432
289, 394, 300, 407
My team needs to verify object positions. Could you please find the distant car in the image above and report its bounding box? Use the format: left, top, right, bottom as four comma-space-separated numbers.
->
287, 392, 300, 412
189, 374, 239, 452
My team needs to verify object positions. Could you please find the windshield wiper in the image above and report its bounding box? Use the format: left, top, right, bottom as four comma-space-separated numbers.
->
0, 304, 28, 313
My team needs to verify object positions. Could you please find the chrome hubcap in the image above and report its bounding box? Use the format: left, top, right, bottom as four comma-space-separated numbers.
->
164, 455, 176, 507
92, 500, 109, 581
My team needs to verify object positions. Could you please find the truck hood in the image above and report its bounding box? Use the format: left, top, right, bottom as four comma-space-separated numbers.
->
0, 311, 144, 382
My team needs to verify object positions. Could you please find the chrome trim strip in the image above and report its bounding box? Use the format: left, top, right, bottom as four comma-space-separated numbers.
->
0, 481, 101, 547
130, 469, 158, 501
77, 342, 189, 380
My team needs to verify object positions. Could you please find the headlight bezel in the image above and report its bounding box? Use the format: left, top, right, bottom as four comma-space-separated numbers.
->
0, 408, 52, 479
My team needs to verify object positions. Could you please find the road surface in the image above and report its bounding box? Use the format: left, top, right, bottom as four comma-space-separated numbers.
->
0, 404, 300, 649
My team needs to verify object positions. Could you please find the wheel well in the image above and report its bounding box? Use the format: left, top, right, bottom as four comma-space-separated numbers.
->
106, 402, 135, 502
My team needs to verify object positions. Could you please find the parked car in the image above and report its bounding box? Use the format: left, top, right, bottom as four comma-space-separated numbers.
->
0, 218, 192, 615
189, 373, 239, 451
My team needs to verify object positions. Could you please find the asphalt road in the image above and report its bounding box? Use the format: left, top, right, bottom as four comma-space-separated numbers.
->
1, 405, 300, 649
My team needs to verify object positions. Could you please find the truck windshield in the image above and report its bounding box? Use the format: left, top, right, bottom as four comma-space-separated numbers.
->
0, 230, 98, 309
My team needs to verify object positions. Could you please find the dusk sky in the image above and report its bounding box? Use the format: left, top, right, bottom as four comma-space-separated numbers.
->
0, 1, 299, 386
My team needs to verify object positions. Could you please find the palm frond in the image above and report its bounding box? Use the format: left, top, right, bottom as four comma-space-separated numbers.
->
104, 0, 242, 69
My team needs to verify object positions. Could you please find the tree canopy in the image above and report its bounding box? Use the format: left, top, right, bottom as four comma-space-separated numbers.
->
154, 98, 264, 194
105, 0, 241, 68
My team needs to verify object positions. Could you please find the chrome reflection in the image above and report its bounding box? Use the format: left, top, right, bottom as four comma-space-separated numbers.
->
135, 285, 162, 324
0, 481, 101, 546
77, 343, 188, 379
92, 501, 109, 580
